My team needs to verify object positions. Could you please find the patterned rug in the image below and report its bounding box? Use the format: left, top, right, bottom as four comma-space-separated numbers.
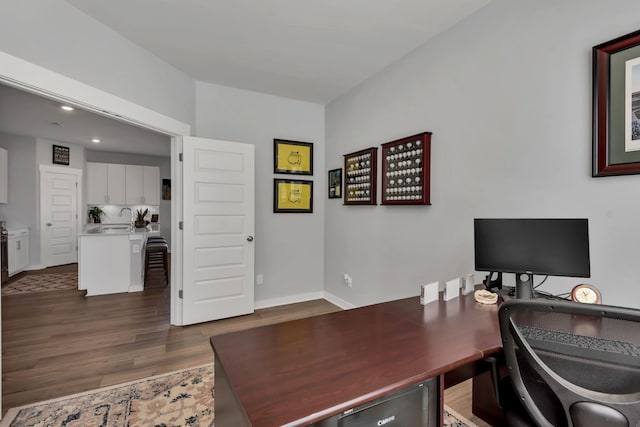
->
0, 365, 215, 427
444, 406, 479, 427
2, 272, 78, 295
0, 363, 477, 427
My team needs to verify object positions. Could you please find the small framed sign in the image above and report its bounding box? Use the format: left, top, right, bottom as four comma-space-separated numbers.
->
52, 145, 70, 165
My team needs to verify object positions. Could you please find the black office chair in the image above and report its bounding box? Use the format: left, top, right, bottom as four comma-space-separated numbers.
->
497, 299, 640, 427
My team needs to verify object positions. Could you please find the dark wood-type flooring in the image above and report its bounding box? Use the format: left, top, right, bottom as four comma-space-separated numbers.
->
1, 265, 489, 426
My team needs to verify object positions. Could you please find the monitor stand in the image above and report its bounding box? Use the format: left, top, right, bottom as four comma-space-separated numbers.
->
515, 273, 534, 299
496, 287, 515, 301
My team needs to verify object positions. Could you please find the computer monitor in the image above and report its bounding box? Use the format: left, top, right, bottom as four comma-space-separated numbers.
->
474, 218, 590, 299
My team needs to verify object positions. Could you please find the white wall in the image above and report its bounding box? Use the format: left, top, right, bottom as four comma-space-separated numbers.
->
195, 82, 325, 307
36, 138, 86, 170
325, 0, 640, 308
0, 135, 88, 267
0, 0, 195, 128
0, 133, 38, 265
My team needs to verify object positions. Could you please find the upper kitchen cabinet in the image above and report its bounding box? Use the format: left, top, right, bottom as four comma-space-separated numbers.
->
125, 165, 160, 205
87, 162, 126, 205
143, 166, 160, 205
0, 148, 7, 203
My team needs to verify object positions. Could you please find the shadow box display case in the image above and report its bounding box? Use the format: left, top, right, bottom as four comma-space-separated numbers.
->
381, 132, 432, 205
344, 147, 378, 205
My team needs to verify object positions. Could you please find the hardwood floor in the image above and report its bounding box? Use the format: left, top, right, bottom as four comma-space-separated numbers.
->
1, 277, 341, 415
2, 267, 490, 425
446, 380, 493, 427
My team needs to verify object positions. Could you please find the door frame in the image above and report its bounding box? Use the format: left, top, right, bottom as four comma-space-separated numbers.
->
0, 50, 191, 325
39, 165, 83, 268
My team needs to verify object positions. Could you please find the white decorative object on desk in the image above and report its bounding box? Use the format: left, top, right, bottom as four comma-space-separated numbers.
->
462, 273, 475, 295
443, 277, 461, 301
420, 281, 439, 305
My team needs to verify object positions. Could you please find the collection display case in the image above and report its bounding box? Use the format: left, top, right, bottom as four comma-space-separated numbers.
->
343, 147, 378, 205
380, 132, 431, 205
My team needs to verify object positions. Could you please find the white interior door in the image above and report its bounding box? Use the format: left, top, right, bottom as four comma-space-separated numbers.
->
181, 136, 255, 325
40, 165, 81, 268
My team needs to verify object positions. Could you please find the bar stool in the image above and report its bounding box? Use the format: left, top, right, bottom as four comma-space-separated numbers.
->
147, 236, 167, 244
145, 238, 169, 286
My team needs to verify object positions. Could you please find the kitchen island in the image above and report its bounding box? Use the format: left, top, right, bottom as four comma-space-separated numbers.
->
78, 224, 160, 296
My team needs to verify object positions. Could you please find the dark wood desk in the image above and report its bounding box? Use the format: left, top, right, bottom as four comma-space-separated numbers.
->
210, 292, 503, 426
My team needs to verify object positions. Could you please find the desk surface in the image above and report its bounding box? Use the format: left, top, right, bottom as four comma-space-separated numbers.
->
210, 292, 502, 426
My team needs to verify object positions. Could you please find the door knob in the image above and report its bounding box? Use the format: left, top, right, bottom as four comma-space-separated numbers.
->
46, 223, 52, 226
246, 236, 254, 242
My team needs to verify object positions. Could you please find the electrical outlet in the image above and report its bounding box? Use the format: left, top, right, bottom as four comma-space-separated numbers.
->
256, 274, 263, 285
343, 274, 353, 287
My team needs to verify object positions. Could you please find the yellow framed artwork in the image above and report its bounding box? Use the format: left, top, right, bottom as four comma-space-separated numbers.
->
274, 139, 313, 175
274, 179, 313, 213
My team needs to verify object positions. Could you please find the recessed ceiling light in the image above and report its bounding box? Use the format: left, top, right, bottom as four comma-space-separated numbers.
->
61, 105, 74, 111
91, 138, 101, 143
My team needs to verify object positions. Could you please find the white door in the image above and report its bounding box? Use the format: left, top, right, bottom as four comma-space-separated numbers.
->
181, 136, 255, 325
40, 166, 81, 267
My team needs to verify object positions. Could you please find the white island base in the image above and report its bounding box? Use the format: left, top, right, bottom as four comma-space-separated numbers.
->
78, 225, 160, 296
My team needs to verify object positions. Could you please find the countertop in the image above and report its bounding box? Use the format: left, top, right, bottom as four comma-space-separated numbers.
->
79, 223, 161, 237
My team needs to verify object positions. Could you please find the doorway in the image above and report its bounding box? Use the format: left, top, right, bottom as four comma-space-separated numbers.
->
39, 165, 81, 268
0, 53, 188, 326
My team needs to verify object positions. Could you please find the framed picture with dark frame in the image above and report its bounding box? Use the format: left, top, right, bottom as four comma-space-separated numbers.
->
274, 139, 313, 175
593, 29, 640, 176
328, 168, 342, 199
343, 147, 377, 205
381, 132, 432, 205
273, 178, 313, 213
52, 144, 70, 165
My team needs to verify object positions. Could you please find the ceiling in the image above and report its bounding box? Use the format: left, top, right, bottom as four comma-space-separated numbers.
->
1, 1, 491, 157
0, 84, 170, 157
65, 0, 491, 104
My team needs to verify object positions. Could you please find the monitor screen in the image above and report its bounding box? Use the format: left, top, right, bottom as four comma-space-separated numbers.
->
474, 218, 590, 278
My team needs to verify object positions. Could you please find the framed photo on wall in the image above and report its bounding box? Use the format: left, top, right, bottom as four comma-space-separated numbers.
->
274, 139, 313, 175
593, 29, 640, 176
273, 179, 313, 213
328, 168, 342, 199
52, 144, 70, 165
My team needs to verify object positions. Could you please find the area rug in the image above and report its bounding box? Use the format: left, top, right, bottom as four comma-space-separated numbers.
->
0, 364, 214, 427
444, 406, 479, 427
1, 272, 78, 295
0, 363, 477, 427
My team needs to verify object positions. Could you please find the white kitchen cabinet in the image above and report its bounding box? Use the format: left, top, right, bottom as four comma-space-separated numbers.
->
86, 162, 126, 205
78, 234, 130, 296
0, 148, 7, 204
8, 228, 29, 276
125, 165, 160, 205
78, 225, 160, 296
142, 166, 160, 205
125, 165, 143, 204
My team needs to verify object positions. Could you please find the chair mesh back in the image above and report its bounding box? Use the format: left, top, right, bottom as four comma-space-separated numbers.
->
499, 299, 640, 427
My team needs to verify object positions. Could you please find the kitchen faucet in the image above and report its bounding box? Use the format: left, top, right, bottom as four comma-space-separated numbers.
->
119, 207, 132, 226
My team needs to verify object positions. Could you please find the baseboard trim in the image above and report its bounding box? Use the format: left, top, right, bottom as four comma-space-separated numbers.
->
323, 292, 357, 310
255, 291, 325, 310
255, 291, 357, 311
